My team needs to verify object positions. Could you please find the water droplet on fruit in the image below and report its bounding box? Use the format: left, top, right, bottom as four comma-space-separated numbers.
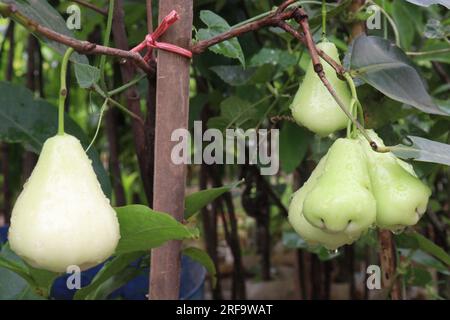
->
391, 227, 405, 235
328, 249, 339, 255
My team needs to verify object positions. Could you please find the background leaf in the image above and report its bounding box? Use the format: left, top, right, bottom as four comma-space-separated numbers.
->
207, 96, 263, 131
279, 122, 311, 173
0, 0, 88, 64
405, 0, 450, 9
0, 81, 112, 197
349, 35, 447, 115
210, 64, 275, 86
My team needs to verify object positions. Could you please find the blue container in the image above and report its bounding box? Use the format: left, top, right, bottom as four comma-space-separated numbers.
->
0, 225, 206, 300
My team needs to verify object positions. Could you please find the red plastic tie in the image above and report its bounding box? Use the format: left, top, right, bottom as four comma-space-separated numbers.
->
131, 10, 192, 60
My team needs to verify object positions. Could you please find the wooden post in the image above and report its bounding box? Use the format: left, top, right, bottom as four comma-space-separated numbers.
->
149, 0, 193, 300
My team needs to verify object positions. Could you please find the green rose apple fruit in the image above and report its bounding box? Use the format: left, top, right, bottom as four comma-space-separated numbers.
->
288, 157, 357, 250
302, 138, 376, 236
290, 41, 352, 136
8, 134, 120, 272
358, 130, 431, 231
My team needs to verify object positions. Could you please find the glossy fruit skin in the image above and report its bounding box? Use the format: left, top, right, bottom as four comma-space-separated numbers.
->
290, 41, 352, 136
8, 134, 120, 272
288, 157, 357, 250
302, 138, 377, 236
358, 130, 431, 231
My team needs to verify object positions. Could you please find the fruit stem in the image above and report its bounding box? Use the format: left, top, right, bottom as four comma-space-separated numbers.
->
99, 0, 115, 91
85, 99, 108, 152
58, 47, 75, 136
321, 0, 327, 40
344, 72, 364, 139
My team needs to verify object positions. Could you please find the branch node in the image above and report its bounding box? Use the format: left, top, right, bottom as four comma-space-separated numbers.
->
370, 141, 378, 151
292, 8, 308, 21
82, 42, 97, 52
313, 63, 323, 74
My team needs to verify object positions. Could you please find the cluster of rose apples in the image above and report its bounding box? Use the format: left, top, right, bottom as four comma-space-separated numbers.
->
288, 41, 431, 250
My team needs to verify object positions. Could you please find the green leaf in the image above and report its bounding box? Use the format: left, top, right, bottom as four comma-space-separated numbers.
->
359, 86, 415, 129
413, 233, 450, 266
349, 35, 446, 115
308, 0, 352, 28
115, 205, 199, 254
279, 122, 311, 173
405, 0, 450, 9
26, 265, 59, 298
0, 243, 58, 298
411, 40, 450, 65
185, 180, 242, 220
74, 63, 101, 88
249, 48, 298, 70
399, 249, 450, 275
405, 267, 432, 286
0, 81, 112, 198
1, 0, 88, 64
13, 285, 46, 300
210, 64, 275, 86
0, 256, 32, 284
0, 258, 28, 299
74, 251, 144, 300
87, 267, 143, 300
182, 247, 217, 288
391, 136, 450, 166
207, 96, 261, 131
392, 0, 422, 50
196, 10, 245, 67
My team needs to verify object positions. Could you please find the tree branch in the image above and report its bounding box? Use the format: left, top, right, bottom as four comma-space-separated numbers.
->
191, 2, 345, 76
191, 8, 297, 54
72, 0, 107, 16
0, 3, 153, 74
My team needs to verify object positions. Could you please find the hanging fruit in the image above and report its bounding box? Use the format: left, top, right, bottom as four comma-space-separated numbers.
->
290, 41, 352, 136
358, 130, 431, 232
8, 134, 120, 272
288, 157, 357, 250
302, 138, 377, 236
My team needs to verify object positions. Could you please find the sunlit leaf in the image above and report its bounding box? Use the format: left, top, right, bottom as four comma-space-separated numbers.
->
115, 205, 199, 254
185, 180, 242, 220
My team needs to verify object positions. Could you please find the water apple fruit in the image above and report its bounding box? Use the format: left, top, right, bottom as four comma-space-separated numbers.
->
8, 134, 120, 272
290, 41, 352, 136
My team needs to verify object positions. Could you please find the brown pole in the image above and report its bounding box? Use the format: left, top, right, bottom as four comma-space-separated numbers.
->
149, 0, 193, 300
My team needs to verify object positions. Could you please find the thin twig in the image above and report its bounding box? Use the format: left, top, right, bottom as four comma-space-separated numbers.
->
191, 2, 300, 54
0, 3, 153, 74
277, 0, 296, 14
191, 1, 345, 76
293, 9, 322, 70
277, 21, 345, 75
